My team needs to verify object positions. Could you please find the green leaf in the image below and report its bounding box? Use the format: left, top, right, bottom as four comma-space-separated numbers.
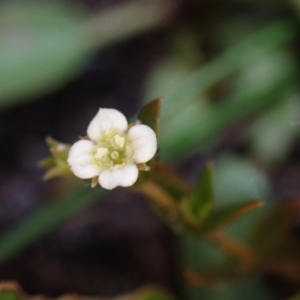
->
0, 291, 20, 300
136, 98, 163, 181
145, 20, 298, 161
138, 98, 163, 136
190, 162, 214, 222
249, 88, 298, 163
199, 200, 264, 235
0, 1, 173, 109
251, 200, 300, 257
0, 2, 91, 107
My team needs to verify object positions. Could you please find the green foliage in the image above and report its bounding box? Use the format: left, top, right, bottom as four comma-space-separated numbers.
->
137, 98, 163, 177
213, 155, 273, 244
143, 21, 297, 161
199, 200, 263, 235
190, 162, 214, 222
1, 0, 300, 299
39, 137, 72, 179
0, 1, 171, 109
0, 291, 20, 300
138, 98, 163, 136
135, 289, 174, 300
0, 2, 90, 106
249, 99, 300, 163
181, 236, 273, 300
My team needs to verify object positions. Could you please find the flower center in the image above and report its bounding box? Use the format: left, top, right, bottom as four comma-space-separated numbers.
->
92, 132, 134, 169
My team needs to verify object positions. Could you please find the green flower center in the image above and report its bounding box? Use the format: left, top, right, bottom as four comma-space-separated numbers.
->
92, 132, 135, 169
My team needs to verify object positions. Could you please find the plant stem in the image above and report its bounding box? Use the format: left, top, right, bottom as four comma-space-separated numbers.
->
0, 187, 105, 265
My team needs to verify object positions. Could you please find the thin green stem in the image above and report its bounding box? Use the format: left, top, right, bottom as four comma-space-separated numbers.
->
0, 187, 106, 265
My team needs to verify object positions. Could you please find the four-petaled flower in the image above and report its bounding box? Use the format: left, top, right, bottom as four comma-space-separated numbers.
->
67, 108, 157, 190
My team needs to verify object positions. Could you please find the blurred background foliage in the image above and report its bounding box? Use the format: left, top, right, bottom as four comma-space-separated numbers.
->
1, 0, 300, 299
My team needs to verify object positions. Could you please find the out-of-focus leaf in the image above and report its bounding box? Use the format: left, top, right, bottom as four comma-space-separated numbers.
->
87, 0, 175, 50
251, 199, 300, 257
0, 291, 21, 300
199, 200, 264, 235
131, 288, 174, 300
215, 154, 274, 244
161, 56, 296, 160
0, 283, 24, 300
190, 162, 214, 223
143, 20, 297, 161
181, 236, 273, 300
0, 2, 91, 107
213, 155, 273, 243
0, 1, 173, 109
249, 93, 298, 163
215, 155, 272, 205
145, 20, 296, 117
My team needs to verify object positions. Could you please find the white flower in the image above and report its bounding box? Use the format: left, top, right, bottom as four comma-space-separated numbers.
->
67, 108, 157, 190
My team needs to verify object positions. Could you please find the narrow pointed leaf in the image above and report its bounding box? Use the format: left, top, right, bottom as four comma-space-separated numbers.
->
138, 97, 163, 136
190, 162, 214, 222
137, 98, 163, 181
199, 200, 264, 235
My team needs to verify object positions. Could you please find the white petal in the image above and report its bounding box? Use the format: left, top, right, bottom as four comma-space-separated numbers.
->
128, 124, 157, 163
68, 140, 101, 179
87, 108, 128, 141
98, 164, 138, 190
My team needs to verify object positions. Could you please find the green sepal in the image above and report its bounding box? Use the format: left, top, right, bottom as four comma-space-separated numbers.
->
39, 137, 72, 180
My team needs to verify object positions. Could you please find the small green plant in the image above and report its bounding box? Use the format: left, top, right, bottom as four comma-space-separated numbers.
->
0, 1, 300, 299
